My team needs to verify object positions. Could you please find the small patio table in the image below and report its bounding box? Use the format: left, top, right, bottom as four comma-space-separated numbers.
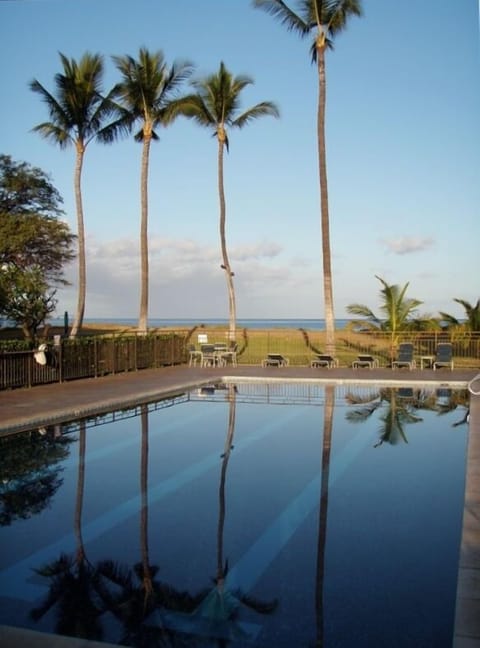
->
420, 355, 435, 370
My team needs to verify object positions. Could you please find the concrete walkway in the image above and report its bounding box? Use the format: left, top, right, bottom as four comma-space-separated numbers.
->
1, 365, 479, 647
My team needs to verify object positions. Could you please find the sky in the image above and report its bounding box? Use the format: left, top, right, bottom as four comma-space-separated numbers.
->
1, 0, 479, 322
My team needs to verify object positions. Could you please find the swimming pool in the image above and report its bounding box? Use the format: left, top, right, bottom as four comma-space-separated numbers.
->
0, 382, 469, 647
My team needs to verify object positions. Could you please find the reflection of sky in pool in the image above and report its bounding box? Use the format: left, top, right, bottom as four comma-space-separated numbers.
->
0, 383, 469, 647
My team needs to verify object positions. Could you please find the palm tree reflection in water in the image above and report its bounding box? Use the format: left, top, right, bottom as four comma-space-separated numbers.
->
315, 385, 335, 647
28, 391, 278, 646
30, 420, 105, 641
28, 385, 469, 645
95, 403, 206, 646
313, 385, 468, 646
186, 384, 278, 646
345, 387, 469, 447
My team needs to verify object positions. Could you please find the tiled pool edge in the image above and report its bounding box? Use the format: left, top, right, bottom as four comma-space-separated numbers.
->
454, 393, 480, 647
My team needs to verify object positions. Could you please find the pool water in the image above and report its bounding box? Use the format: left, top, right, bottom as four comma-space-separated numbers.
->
0, 382, 469, 647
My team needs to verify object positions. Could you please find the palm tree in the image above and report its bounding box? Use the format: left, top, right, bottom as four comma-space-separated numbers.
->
30, 52, 116, 338
181, 62, 279, 341
110, 48, 194, 335
439, 298, 480, 332
253, 0, 362, 354
346, 275, 426, 359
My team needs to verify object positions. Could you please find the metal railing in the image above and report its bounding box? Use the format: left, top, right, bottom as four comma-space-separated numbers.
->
0, 332, 187, 390
1, 328, 479, 391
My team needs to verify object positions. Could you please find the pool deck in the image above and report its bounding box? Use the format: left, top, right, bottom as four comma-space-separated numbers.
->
1, 364, 479, 648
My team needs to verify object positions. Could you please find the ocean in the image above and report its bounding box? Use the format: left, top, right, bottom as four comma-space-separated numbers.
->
44, 317, 351, 331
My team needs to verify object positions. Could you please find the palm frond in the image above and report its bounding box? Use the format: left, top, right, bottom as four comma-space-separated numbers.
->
232, 101, 280, 128
31, 122, 72, 149
237, 590, 278, 614
176, 93, 216, 127
346, 303, 382, 330
112, 49, 193, 134
327, 0, 363, 36
184, 61, 278, 139
345, 404, 379, 422
453, 297, 480, 330
253, 0, 310, 36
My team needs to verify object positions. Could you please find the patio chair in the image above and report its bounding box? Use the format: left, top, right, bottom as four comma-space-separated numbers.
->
392, 343, 416, 370
311, 354, 339, 369
352, 354, 379, 369
200, 344, 218, 367
433, 343, 454, 371
262, 353, 289, 368
187, 344, 202, 367
218, 341, 238, 366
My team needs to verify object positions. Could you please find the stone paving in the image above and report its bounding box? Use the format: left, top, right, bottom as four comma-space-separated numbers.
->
1, 364, 479, 647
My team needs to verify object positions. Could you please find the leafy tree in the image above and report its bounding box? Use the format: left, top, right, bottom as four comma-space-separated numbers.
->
109, 48, 194, 334
1, 212, 74, 285
253, 0, 363, 355
0, 282, 6, 318
439, 298, 480, 332
0, 267, 57, 342
181, 62, 279, 341
0, 153, 63, 217
0, 155, 75, 341
30, 52, 117, 338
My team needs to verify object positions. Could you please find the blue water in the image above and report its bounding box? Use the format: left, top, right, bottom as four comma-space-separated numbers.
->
44, 317, 352, 330
0, 383, 469, 647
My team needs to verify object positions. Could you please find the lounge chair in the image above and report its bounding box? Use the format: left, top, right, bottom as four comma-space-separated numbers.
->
262, 353, 289, 367
433, 343, 454, 370
352, 354, 379, 369
397, 387, 414, 399
311, 354, 338, 369
392, 343, 416, 370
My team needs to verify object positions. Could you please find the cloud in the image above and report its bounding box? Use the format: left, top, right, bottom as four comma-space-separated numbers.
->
230, 241, 283, 261
55, 234, 311, 319
380, 236, 435, 255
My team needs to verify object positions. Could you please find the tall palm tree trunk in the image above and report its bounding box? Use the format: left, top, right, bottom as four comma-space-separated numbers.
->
217, 135, 237, 342
74, 421, 87, 564
140, 405, 153, 601
315, 385, 334, 646
70, 144, 86, 338
217, 386, 236, 584
317, 45, 335, 355
138, 136, 151, 335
